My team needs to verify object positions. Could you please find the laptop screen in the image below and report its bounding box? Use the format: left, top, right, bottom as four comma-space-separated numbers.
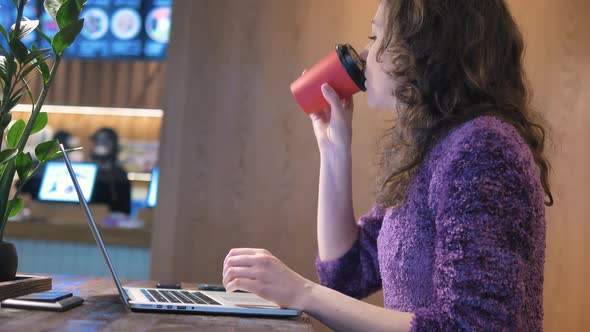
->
146, 167, 159, 208
38, 162, 98, 202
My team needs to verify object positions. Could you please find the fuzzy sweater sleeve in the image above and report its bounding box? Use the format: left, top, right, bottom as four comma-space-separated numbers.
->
315, 204, 385, 299
411, 122, 543, 331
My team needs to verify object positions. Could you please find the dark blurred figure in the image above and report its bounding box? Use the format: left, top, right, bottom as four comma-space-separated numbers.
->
54, 130, 77, 150
90, 128, 131, 215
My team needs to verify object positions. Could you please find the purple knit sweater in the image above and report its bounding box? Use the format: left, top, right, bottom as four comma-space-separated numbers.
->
316, 116, 546, 331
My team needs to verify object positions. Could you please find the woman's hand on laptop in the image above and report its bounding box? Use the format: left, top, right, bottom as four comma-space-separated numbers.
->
222, 248, 314, 310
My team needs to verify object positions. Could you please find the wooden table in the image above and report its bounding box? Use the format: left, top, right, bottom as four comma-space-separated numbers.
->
0, 275, 313, 331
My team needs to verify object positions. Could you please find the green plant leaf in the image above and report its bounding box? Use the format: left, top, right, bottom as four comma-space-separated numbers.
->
44, 0, 67, 20
10, 20, 39, 40
30, 45, 51, 82
15, 152, 33, 181
35, 139, 61, 162
33, 28, 51, 48
9, 39, 28, 63
8, 198, 23, 218
2, 86, 11, 103
0, 148, 18, 165
0, 24, 9, 43
6, 119, 25, 148
0, 56, 7, 81
5, 56, 16, 77
20, 62, 38, 78
56, 0, 80, 29
8, 197, 24, 218
45, 146, 83, 162
14, 48, 51, 79
6, 92, 24, 111
76, 0, 86, 11
37, 60, 50, 84
0, 163, 7, 179
65, 147, 82, 153
24, 47, 51, 64
31, 112, 48, 134
51, 18, 83, 55
20, 78, 36, 109
21, 54, 51, 78
13, 81, 27, 97
0, 113, 11, 132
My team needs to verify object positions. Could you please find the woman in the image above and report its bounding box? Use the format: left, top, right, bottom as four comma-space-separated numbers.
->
223, 0, 553, 330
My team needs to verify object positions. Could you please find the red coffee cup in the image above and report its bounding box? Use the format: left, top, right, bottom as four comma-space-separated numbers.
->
290, 44, 366, 114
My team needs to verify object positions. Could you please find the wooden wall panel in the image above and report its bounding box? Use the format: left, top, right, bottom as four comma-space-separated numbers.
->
26, 60, 166, 109
153, 0, 589, 331
508, 1, 590, 331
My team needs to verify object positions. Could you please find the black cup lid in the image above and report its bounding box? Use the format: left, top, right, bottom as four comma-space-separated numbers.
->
336, 43, 366, 91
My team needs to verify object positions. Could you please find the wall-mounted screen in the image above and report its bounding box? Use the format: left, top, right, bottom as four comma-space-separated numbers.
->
0, 0, 173, 61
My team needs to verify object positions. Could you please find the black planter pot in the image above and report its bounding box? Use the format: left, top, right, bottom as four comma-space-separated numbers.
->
0, 241, 18, 282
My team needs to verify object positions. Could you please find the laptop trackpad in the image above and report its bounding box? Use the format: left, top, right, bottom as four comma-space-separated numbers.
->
212, 292, 280, 309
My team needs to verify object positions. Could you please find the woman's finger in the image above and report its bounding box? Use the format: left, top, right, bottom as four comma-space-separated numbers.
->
321, 83, 341, 111
222, 266, 258, 286
225, 277, 259, 294
227, 248, 260, 256
343, 96, 354, 110
224, 255, 259, 269
224, 248, 260, 266
309, 112, 321, 122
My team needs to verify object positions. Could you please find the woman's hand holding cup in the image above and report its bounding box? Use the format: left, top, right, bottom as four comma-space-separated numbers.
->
290, 44, 364, 156
309, 82, 354, 155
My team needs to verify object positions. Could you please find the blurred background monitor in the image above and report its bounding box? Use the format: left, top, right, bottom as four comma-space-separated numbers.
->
38, 162, 98, 203
0, 0, 173, 61
146, 166, 159, 208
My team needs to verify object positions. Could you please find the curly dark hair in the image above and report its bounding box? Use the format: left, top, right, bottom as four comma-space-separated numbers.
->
375, 0, 554, 209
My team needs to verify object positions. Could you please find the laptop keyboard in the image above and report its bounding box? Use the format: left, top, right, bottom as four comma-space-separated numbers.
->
141, 289, 221, 305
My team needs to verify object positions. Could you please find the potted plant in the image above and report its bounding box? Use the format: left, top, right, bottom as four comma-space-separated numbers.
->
0, 0, 86, 282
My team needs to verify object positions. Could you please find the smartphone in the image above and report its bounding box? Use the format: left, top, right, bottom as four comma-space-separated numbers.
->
156, 281, 182, 289
14, 291, 73, 303
197, 284, 248, 293
1, 296, 84, 311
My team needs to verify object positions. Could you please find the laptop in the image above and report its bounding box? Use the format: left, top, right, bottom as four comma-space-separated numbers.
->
58, 144, 301, 317
38, 161, 98, 203
146, 166, 159, 208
